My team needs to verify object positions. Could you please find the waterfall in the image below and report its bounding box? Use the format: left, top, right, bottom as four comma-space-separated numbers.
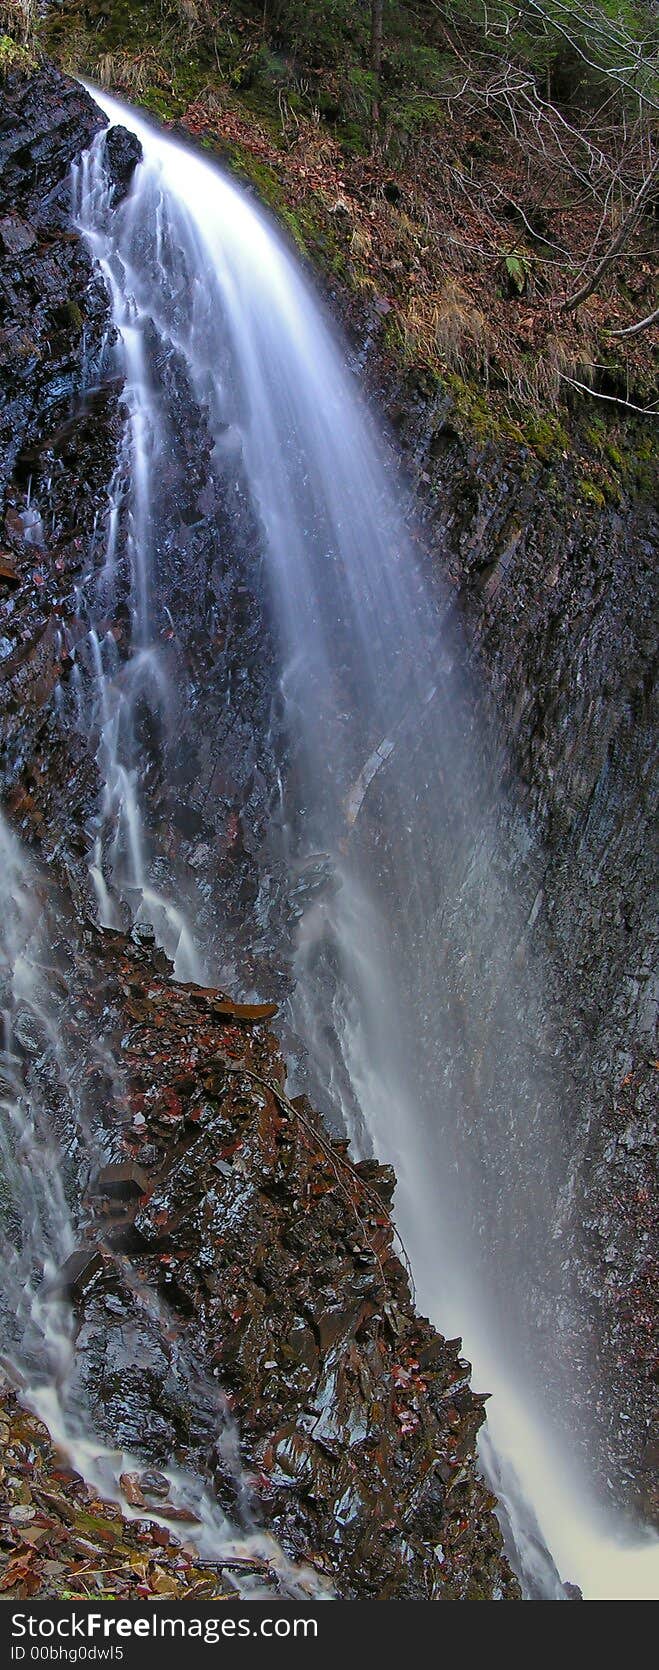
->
3, 81, 654, 1598
0, 818, 76, 1392
66, 86, 658, 1601
0, 813, 329, 1599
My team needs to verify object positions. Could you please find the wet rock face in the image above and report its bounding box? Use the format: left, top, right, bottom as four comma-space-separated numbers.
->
0, 80, 148, 889
358, 346, 658, 1523
439, 461, 657, 1526
0, 63, 100, 210
0, 63, 120, 850
104, 123, 141, 203
0, 65, 108, 516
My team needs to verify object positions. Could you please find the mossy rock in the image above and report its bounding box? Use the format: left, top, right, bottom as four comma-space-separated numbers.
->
0, 32, 37, 77
578, 476, 606, 509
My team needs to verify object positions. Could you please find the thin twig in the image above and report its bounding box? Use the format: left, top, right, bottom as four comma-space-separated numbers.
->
608, 304, 659, 338
557, 373, 658, 416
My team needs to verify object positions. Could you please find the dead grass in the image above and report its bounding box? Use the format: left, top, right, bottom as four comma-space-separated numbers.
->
38, 2, 658, 428
403, 280, 491, 382
541, 333, 598, 404
94, 47, 172, 96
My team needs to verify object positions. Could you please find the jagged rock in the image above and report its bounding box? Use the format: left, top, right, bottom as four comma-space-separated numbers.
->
93, 1162, 151, 1199
104, 123, 142, 203
138, 1470, 170, 1498
0, 214, 36, 255
0, 65, 104, 220
0, 552, 20, 586
0, 59, 120, 843
59, 1248, 104, 1301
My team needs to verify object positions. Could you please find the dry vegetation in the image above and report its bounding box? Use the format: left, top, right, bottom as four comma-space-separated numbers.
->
5, 0, 659, 433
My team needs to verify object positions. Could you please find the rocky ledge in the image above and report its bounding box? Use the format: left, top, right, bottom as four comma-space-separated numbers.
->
45, 918, 519, 1600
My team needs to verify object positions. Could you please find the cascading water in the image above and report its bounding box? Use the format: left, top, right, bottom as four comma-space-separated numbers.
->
0, 818, 76, 1394
0, 813, 330, 1599
5, 84, 654, 1599
66, 88, 658, 1601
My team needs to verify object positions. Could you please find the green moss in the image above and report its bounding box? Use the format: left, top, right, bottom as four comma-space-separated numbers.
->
433, 382, 573, 460
577, 407, 656, 501
227, 147, 284, 208
501, 418, 526, 446
138, 83, 182, 121
227, 145, 309, 253
337, 120, 369, 157
0, 32, 36, 76
577, 477, 606, 509
630, 439, 657, 498
584, 416, 606, 450
56, 298, 84, 333
435, 374, 507, 446
521, 414, 569, 463
224, 142, 357, 281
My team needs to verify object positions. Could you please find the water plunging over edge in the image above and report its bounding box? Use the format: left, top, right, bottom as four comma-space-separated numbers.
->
0, 815, 332, 1600
74, 86, 658, 1601
3, 82, 655, 1600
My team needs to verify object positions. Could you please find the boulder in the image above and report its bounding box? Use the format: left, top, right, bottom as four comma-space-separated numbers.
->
104, 124, 142, 205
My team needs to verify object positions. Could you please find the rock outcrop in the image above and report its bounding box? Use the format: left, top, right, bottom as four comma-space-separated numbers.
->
0, 61, 121, 836
50, 919, 519, 1599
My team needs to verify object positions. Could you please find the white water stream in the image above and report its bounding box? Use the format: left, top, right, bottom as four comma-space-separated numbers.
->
0, 814, 329, 1599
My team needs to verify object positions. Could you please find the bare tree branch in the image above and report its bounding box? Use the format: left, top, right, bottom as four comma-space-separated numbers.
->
563, 155, 659, 312
558, 372, 658, 416
476, 0, 659, 113
608, 303, 659, 338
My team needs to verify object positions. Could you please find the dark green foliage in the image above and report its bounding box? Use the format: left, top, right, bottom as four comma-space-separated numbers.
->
39, 0, 657, 158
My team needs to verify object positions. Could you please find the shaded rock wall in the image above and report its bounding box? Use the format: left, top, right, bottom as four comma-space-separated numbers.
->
0, 63, 109, 512
0, 62, 120, 850
61, 922, 519, 1599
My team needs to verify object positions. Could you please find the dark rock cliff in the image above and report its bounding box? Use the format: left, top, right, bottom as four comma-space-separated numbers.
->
0, 37, 655, 1601
0, 62, 108, 501
0, 62, 119, 846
